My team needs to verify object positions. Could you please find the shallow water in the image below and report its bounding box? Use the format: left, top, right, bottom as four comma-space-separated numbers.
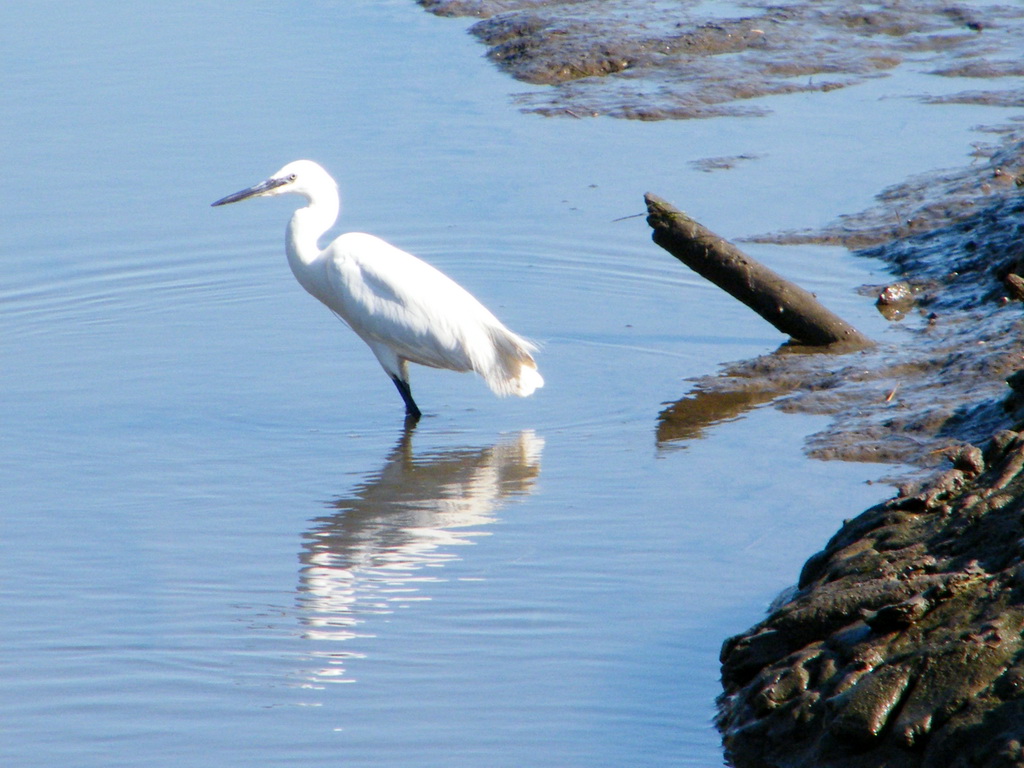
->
3, 2, 1022, 766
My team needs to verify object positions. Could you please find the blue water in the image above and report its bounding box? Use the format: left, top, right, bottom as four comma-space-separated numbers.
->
2, 2, 1018, 766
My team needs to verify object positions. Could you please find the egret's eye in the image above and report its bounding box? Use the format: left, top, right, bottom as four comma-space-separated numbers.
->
287, 173, 297, 182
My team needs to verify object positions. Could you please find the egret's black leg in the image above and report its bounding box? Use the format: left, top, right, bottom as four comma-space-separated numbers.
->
391, 376, 422, 421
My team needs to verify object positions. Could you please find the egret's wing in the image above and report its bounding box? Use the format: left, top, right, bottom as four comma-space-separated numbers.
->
323, 233, 496, 371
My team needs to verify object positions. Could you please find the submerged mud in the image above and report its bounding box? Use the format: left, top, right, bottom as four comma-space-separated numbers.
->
420, 0, 1024, 120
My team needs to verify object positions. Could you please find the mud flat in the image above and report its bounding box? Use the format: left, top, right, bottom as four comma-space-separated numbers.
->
420, 1, 1024, 764
420, 0, 1024, 119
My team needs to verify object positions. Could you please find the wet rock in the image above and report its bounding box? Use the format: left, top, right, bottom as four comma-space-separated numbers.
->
719, 438, 1024, 767
860, 593, 931, 632
950, 444, 985, 477
877, 281, 914, 305
827, 662, 913, 744
876, 281, 916, 320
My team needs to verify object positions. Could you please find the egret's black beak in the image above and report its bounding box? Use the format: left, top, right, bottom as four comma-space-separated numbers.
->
211, 176, 290, 207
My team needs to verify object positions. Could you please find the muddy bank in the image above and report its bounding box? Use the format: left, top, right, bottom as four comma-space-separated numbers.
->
420, 0, 1024, 119
718, 432, 1024, 768
660, 129, 1024, 472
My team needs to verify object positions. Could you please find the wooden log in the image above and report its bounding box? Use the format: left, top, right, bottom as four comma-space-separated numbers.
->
645, 193, 874, 348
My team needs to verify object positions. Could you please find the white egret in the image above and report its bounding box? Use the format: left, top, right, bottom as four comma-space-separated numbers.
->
212, 160, 542, 421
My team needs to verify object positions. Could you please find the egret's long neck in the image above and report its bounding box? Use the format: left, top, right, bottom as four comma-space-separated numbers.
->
285, 187, 340, 296
285, 187, 340, 269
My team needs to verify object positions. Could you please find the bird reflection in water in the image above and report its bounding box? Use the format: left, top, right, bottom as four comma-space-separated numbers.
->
296, 429, 544, 684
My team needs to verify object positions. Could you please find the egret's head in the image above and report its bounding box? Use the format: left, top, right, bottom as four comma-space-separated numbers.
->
211, 160, 337, 207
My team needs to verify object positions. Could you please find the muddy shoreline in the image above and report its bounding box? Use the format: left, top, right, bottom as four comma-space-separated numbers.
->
421, 0, 1024, 119
419, 1, 1024, 765
660, 132, 1024, 473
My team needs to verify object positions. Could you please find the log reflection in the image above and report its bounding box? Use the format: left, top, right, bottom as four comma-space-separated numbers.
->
658, 385, 783, 445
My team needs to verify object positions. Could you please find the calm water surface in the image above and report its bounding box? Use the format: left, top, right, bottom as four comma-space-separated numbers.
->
3, 2, 1018, 766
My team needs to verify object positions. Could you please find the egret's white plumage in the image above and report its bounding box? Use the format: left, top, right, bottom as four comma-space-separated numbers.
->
212, 160, 542, 420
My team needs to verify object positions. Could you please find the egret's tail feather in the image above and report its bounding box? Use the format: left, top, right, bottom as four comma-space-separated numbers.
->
481, 327, 544, 398
515, 360, 544, 397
